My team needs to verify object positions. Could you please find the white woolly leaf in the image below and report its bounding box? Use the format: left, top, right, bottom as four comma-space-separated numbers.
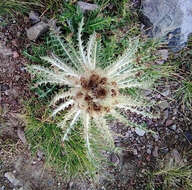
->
78, 18, 87, 66
87, 32, 97, 69
51, 99, 74, 117
62, 110, 81, 141
50, 90, 75, 105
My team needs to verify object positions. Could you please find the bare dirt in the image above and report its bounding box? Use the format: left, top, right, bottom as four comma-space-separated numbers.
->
0, 16, 67, 190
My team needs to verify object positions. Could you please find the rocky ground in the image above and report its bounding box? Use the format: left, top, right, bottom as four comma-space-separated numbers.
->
0, 3, 192, 190
0, 16, 66, 190
106, 84, 192, 189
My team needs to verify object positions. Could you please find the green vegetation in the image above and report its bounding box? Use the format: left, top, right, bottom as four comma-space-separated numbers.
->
168, 37, 192, 111
147, 154, 192, 190
22, 0, 173, 179
25, 99, 98, 180
154, 165, 192, 189
25, 16, 172, 179
27, 19, 150, 165
174, 71, 192, 110
0, 0, 41, 16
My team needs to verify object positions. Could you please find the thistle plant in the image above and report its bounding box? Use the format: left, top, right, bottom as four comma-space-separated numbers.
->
28, 18, 156, 163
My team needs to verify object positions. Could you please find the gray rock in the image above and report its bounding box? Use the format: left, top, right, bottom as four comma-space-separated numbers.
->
152, 146, 159, 157
166, 119, 174, 127
135, 127, 145, 136
161, 147, 169, 154
161, 89, 170, 97
159, 101, 169, 110
29, 11, 40, 24
141, 0, 192, 52
163, 109, 169, 120
133, 149, 138, 155
147, 144, 153, 149
147, 149, 151, 154
170, 124, 177, 130
77, 1, 99, 12
4, 172, 22, 187
125, 130, 133, 137
152, 134, 159, 141
26, 21, 49, 41
0, 43, 13, 57
0, 84, 9, 91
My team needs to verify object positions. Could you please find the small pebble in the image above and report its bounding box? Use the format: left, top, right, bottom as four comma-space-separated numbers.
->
166, 120, 173, 127
4, 172, 21, 186
161, 89, 170, 96
133, 149, 138, 155
147, 149, 151, 154
159, 101, 169, 110
152, 134, 159, 141
47, 179, 54, 186
13, 51, 19, 58
173, 108, 178, 115
135, 127, 145, 136
146, 155, 151, 161
161, 148, 169, 153
163, 109, 169, 120
32, 161, 36, 165
152, 146, 159, 157
170, 124, 177, 130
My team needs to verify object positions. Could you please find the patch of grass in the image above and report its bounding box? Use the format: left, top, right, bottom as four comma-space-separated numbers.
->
25, 99, 98, 180
169, 37, 192, 71
168, 37, 192, 111
175, 76, 192, 110
39, 0, 65, 17
154, 165, 192, 189
0, 0, 42, 16
0, 0, 67, 17
146, 151, 192, 190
